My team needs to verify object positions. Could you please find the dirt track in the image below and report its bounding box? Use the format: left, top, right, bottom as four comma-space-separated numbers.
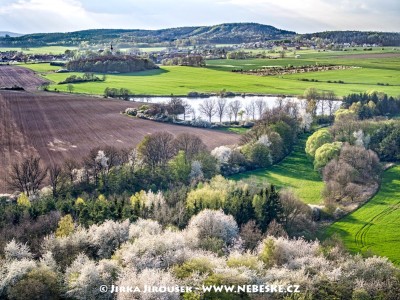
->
0, 66, 240, 193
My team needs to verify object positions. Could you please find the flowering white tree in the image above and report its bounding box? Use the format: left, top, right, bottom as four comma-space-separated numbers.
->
300, 110, 313, 131
0, 259, 36, 296
129, 219, 162, 240
353, 130, 370, 148
189, 160, 204, 182
117, 268, 180, 300
65, 254, 117, 300
88, 219, 130, 259
116, 229, 193, 271
211, 146, 232, 164
187, 209, 239, 244
4, 240, 33, 261
257, 134, 272, 147
96, 150, 109, 170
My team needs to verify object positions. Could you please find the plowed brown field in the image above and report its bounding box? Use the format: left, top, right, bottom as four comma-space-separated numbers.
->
0, 65, 48, 90
0, 66, 240, 193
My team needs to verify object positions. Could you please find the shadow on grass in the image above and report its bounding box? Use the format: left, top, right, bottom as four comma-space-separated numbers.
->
233, 136, 321, 183
113, 68, 170, 77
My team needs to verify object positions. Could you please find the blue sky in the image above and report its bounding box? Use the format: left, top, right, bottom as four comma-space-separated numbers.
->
0, 0, 399, 34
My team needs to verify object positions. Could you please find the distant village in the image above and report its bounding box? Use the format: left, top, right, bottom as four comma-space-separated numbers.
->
0, 39, 392, 66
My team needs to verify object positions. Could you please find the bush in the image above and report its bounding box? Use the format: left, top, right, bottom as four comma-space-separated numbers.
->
314, 142, 342, 171
187, 209, 239, 245
7, 268, 61, 300
305, 129, 333, 158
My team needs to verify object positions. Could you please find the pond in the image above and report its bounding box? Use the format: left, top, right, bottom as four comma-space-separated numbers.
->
130, 95, 341, 123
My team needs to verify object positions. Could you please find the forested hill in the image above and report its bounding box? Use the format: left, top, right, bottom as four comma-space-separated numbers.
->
301, 31, 400, 46
1, 24, 399, 47
0, 23, 295, 47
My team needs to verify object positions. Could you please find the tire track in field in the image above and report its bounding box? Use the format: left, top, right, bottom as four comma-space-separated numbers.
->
354, 202, 400, 248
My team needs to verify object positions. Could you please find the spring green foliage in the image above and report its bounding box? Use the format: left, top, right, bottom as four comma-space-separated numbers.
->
242, 143, 272, 168
7, 267, 61, 300
258, 238, 278, 267
326, 166, 400, 264
314, 142, 342, 170
186, 176, 282, 229
16, 193, 31, 208
169, 151, 191, 183
305, 128, 334, 158
55, 214, 75, 238
342, 91, 400, 119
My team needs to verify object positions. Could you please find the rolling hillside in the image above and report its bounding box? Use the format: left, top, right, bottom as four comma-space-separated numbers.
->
0, 23, 295, 46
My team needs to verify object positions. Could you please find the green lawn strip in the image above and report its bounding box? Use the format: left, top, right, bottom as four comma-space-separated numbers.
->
230, 135, 324, 204
215, 127, 249, 134
326, 165, 400, 265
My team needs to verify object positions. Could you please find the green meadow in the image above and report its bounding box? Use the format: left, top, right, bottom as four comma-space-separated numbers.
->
231, 135, 324, 205
23, 57, 400, 97
326, 166, 400, 264
0, 46, 77, 54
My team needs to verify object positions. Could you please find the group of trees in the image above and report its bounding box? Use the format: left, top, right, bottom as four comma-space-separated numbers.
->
103, 87, 131, 100
306, 91, 400, 208
301, 31, 400, 46
1, 210, 399, 300
302, 87, 338, 117
138, 98, 188, 120
331, 110, 400, 162
59, 73, 104, 84
198, 97, 268, 123
5, 133, 214, 198
203, 100, 311, 176
162, 55, 205, 67
66, 55, 158, 73
341, 91, 400, 119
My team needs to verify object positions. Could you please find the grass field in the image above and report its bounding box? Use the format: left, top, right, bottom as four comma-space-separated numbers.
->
231, 135, 324, 204
22, 60, 400, 97
326, 166, 400, 264
282, 68, 400, 86
0, 46, 76, 54
217, 127, 249, 134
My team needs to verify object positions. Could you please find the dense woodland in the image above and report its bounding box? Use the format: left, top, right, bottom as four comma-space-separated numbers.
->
66, 55, 157, 73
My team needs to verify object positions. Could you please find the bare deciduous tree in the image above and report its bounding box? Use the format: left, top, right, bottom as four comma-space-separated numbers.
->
326, 91, 337, 116
174, 133, 207, 162
49, 164, 66, 198
8, 156, 48, 196
63, 159, 79, 184
255, 99, 267, 119
138, 132, 176, 169
245, 100, 256, 120
216, 98, 227, 123
199, 99, 217, 122
182, 101, 193, 121
229, 100, 241, 122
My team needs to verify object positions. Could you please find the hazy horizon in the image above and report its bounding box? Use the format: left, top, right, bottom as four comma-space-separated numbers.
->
0, 0, 399, 35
